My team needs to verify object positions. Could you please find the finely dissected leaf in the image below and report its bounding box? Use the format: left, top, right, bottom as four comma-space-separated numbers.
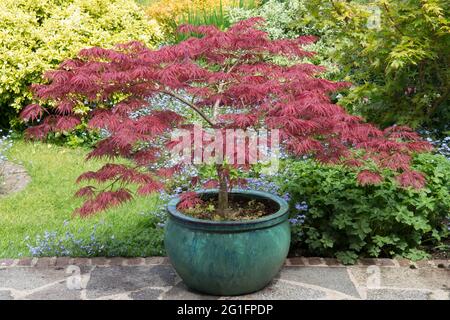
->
22, 18, 432, 215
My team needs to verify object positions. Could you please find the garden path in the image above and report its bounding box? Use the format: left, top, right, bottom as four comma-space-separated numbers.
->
0, 257, 448, 300
0, 161, 30, 196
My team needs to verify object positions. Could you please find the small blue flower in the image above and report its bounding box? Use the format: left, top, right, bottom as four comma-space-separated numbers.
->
295, 202, 308, 211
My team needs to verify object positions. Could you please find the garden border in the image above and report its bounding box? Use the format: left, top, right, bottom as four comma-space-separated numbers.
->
1, 257, 448, 269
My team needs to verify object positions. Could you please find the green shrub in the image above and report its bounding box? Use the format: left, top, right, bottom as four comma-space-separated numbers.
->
306, 0, 450, 130
278, 153, 450, 264
0, 0, 163, 130
45, 122, 103, 148
229, 0, 450, 130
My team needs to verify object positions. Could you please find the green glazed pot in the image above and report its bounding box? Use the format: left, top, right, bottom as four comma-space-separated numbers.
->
164, 189, 290, 296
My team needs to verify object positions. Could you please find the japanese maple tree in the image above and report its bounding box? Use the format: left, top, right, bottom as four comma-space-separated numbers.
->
21, 18, 431, 217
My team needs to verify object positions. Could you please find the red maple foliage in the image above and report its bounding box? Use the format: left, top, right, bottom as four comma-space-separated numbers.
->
357, 170, 383, 186
21, 18, 432, 216
395, 171, 427, 189
177, 191, 204, 210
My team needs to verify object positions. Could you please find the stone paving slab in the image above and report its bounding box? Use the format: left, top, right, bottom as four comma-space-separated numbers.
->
276, 267, 360, 298
0, 258, 448, 300
0, 161, 31, 196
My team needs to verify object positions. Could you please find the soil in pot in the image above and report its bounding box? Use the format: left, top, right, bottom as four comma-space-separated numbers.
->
178, 193, 279, 221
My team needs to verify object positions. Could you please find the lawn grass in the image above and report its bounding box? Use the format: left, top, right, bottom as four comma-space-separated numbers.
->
0, 140, 165, 258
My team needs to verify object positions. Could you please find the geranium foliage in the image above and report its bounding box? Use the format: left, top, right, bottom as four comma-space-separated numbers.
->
21, 18, 431, 217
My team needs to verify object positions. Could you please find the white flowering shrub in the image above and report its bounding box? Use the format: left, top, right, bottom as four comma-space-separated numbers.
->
227, 0, 339, 76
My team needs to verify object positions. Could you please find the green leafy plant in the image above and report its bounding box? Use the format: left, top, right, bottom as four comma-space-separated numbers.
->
278, 153, 450, 264
175, 0, 259, 44
0, 0, 163, 130
146, 0, 259, 43
45, 122, 103, 148
229, 0, 450, 130
297, 0, 450, 130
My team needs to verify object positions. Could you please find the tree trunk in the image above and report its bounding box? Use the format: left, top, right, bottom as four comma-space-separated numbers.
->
216, 165, 229, 217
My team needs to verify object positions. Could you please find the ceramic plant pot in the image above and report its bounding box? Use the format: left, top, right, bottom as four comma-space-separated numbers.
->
164, 189, 290, 296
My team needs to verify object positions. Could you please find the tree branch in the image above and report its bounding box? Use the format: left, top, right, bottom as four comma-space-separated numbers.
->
212, 60, 240, 119
382, 2, 404, 36
162, 89, 216, 127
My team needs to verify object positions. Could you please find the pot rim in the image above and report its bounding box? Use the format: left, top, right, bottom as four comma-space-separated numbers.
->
167, 189, 289, 231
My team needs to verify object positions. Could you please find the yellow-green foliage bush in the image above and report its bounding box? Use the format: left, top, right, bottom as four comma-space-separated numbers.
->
0, 0, 163, 129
